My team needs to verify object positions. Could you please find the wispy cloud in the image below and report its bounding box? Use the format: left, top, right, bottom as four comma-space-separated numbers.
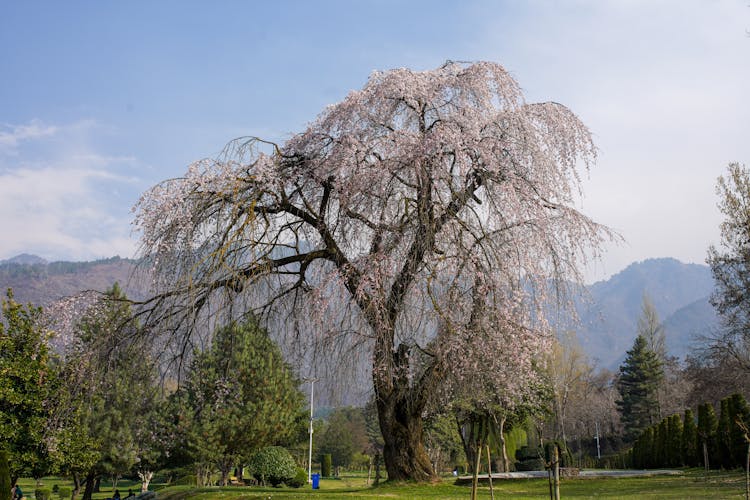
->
0, 120, 143, 261
0, 120, 58, 153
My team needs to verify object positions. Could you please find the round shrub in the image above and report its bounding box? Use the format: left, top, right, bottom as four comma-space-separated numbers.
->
57, 486, 72, 500
248, 446, 297, 487
34, 488, 53, 500
286, 468, 308, 488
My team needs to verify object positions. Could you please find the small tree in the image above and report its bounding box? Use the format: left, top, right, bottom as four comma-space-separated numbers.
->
0, 290, 55, 483
616, 335, 664, 441
183, 318, 305, 485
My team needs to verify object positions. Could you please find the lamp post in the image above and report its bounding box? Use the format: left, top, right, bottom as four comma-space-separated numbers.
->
303, 377, 318, 484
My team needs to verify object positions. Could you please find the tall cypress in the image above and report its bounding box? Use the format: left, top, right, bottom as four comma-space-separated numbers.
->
697, 403, 718, 470
669, 414, 683, 466
616, 335, 664, 441
730, 393, 750, 469
682, 408, 698, 467
718, 398, 733, 468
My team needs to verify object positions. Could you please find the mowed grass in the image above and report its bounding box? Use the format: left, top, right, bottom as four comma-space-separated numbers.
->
19, 470, 748, 499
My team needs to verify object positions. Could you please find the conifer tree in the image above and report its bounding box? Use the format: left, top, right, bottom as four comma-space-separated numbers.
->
668, 414, 683, 466
616, 335, 664, 441
718, 397, 733, 468
697, 403, 718, 470
682, 408, 698, 467
730, 393, 750, 468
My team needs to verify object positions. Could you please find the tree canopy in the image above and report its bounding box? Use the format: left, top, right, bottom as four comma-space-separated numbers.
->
134, 61, 611, 480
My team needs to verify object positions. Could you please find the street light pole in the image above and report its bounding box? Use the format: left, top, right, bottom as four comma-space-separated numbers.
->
304, 377, 318, 484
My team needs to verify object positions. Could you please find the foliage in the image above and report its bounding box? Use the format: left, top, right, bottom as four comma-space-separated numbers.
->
681, 408, 698, 467
697, 402, 718, 469
57, 486, 71, 500
247, 447, 297, 487
706, 162, 750, 374
286, 468, 308, 488
46, 283, 159, 499
321, 454, 332, 477
35, 488, 52, 500
0, 289, 55, 480
317, 407, 369, 468
616, 335, 663, 441
182, 318, 305, 486
134, 61, 611, 481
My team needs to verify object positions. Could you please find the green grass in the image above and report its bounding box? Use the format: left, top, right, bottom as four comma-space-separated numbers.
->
18, 469, 749, 499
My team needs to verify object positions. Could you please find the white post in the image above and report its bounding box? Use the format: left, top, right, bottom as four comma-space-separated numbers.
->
305, 378, 318, 484
595, 421, 601, 460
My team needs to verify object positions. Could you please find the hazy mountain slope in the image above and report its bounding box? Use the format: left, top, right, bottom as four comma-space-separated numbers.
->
0, 255, 144, 305
1, 254, 720, 373
577, 258, 717, 368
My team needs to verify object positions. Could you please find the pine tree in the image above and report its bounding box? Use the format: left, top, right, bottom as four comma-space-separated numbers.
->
616, 335, 664, 441
682, 408, 698, 467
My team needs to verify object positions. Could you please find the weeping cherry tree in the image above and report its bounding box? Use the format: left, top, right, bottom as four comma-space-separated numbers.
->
133, 61, 611, 481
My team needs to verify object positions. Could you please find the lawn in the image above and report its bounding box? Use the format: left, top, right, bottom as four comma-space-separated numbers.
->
19, 469, 748, 500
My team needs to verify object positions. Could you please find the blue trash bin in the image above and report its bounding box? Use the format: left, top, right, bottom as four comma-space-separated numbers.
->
311, 473, 320, 489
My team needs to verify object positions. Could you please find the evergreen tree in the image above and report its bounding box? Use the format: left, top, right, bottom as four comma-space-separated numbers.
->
668, 414, 683, 466
717, 397, 733, 468
183, 318, 306, 486
697, 403, 718, 470
729, 393, 750, 468
616, 335, 664, 440
0, 290, 55, 482
682, 408, 698, 467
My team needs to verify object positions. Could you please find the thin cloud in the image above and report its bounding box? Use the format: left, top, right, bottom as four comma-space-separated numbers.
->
0, 120, 58, 153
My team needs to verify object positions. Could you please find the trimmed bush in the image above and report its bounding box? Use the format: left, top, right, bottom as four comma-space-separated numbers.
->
248, 446, 297, 487
35, 488, 53, 500
51, 485, 59, 494
57, 487, 71, 500
286, 468, 308, 488
321, 453, 332, 477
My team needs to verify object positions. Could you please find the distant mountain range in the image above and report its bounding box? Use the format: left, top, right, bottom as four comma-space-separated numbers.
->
0, 254, 719, 369
575, 258, 718, 369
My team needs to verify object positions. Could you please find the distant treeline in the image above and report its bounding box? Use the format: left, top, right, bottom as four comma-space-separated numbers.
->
0, 256, 133, 278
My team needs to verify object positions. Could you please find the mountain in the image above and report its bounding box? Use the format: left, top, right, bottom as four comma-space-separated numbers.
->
0, 254, 719, 371
575, 258, 718, 369
0, 254, 144, 305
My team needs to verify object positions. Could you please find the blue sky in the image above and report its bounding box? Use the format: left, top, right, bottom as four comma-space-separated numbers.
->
1, 0, 748, 282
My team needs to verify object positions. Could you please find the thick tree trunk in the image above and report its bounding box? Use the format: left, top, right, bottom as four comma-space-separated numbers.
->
81, 473, 96, 500
376, 390, 434, 482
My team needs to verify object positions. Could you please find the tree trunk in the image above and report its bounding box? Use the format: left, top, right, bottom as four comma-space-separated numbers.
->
703, 441, 710, 471
496, 415, 508, 473
374, 342, 435, 482
137, 471, 153, 493
72, 473, 82, 500
81, 473, 96, 500
376, 390, 434, 482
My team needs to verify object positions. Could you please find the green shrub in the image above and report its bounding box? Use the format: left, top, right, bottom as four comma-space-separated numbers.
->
248, 446, 297, 487
321, 453, 332, 477
286, 468, 308, 488
51, 485, 59, 494
57, 486, 72, 500
173, 474, 197, 486
34, 488, 53, 500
